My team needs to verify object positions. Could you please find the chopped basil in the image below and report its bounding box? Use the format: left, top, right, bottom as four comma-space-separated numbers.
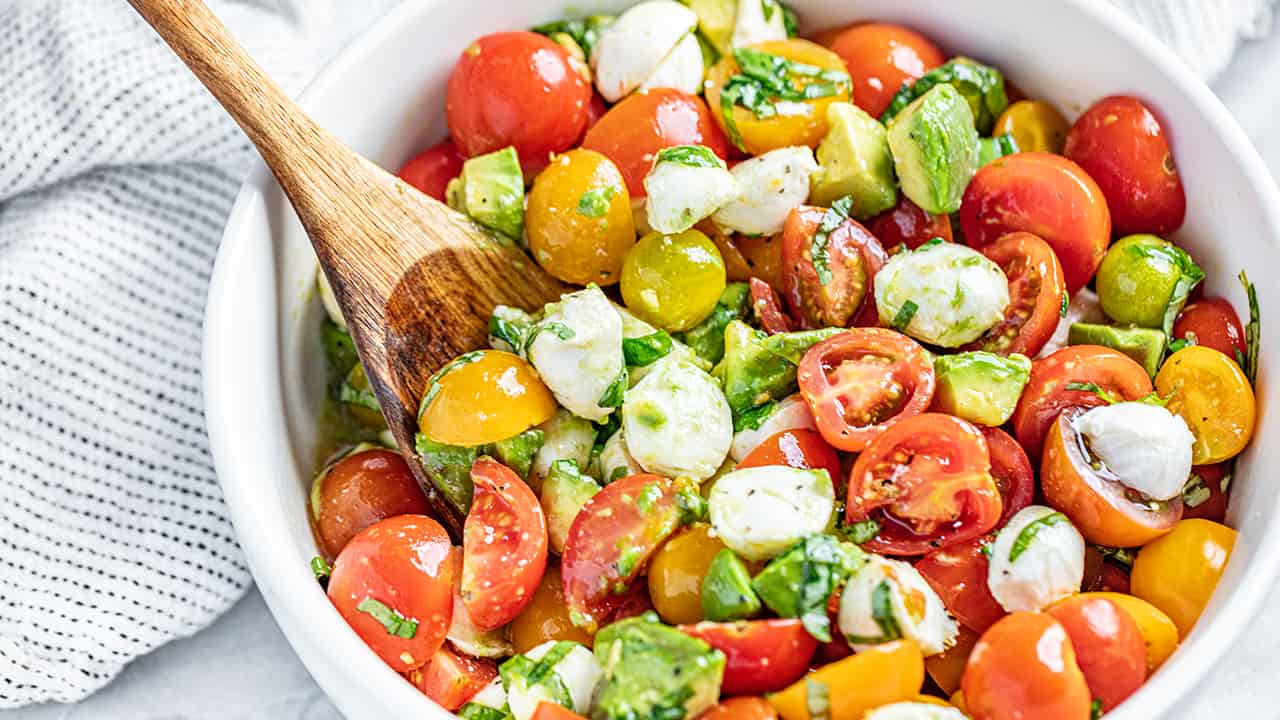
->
321, 318, 359, 382
979, 539, 994, 558
1182, 472, 1211, 508
1064, 381, 1120, 405
499, 642, 575, 710
842, 518, 881, 545
591, 412, 622, 460
844, 579, 904, 644
719, 47, 851, 151
1060, 291, 1070, 318
810, 195, 854, 285
890, 299, 919, 331
577, 185, 617, 218
675, 481, 709, 525
418, 351, 485, 422
805, 678, 832, 720
751, 535, 864, 642
489, 313, 528, 354
1239, 270, 1260, 384
656, 144, 724, 169
635, 481, 664, 515
457, 704, 511, 720
597, 367, 628, 408
732, 400, 777, 432
530, 15, 612, 57
622, 331, 674, 367
524, 321, 576, 354
1167, 333, 1196, 353
1096, 545, 1136, 570
310, 556, 332, 586
1091, 699, 1103, 720
357, 597, 418, 639
615, 545, 643, 578
1137, 243, 1204, 337
1009, 512, 1068, 562
919, 237, 946, 249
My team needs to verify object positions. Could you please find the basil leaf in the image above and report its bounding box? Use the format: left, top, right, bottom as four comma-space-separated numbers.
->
356, 597, 418, 639
577, 185, 617, 218
733, 400, 777, 433
810, 195, 854, 285
1060, 291, 1070, 318
597, 367, 628, 408
524, 321, 576, 354
1182, 472, 1211, 508
310, 556, 332, 587
751, 535, 864, 642
843, 579, 905, 645
622, 331, 674, 367
1064, 381, 1120, 405
656, 144, 725, 169
1239, 270, 1260, 385
890, 300, 918, 331
842, 518, 881, 545
1009, 512, 1068, 562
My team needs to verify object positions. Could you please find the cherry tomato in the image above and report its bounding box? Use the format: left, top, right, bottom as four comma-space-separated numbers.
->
960, 152, 1111, 292
562, 474, 684, 630
750, 278, 795, 334
531, 701, 589, 720
698, 697, 779, 720
1130, 518, 1236, 638
925, 624, 981, 695
621, 229, 727, 332
418, 350, 557, 447
1064, 95, 1186, 236
1155, 345, 1256, 465
581, 88, 727, 197
584, 92, 608, 132
781, 206, 889, 329
446, 32, 591, 174
797, 328, 935, 452
867, 195, 953, 252
1173, 297, 1247, 361
828, 23, 945, 118
1041, 407, 1182, 547
1081, 546, 1133, 595
313, 449, 430, 559
961, 612, 1092, 720
1098, 562, 1132, 595
1183, 463, 1230, 523
847, 413, 1002, 556
992, 100, 1069, 154
648, 523, 727, 625
1046, 595, 1146, 712
1079, 592, 1180, 672
961, 232, 1066, 358
738, 428, 843, 494
398, 139, 465, 202
462, 458, 548, 630
527, 149, 635, 286
980, 427, 1034, 527
328, 515, 454, 672
1011, 345, 1153, 461
737, 234, 787, 291
510, 569, 594, 653
681, 619, 818, 695
406, 642, 497, 711
917, 536, 1004, 633
768, 640, 923, 720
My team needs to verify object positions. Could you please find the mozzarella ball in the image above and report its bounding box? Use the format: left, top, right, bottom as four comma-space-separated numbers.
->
532, 409, 597, 484
638, 30, 705, 96
838, 555, 957, 657
622, 355, 732, 479
875, 242, 1010, 347
708, 465, 835, 561
864, 702, 969, 720
591, 1, 698, 102
597, 428, 645, 484
712, 146, 817, 236
987, 505, 1085, 613
1073, 401, 1195, 501
467, 677, 508, 710
644, 146, 738, 234
507, 641, 603, 720
729, 393, 817, 462
527, 286, 626, 422
730, 0, 789, 48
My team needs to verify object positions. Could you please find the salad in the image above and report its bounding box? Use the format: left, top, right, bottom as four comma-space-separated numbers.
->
308, 3, 1261, 719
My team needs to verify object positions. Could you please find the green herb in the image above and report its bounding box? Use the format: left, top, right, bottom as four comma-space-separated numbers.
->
457, 705, 511, 720
489, 313, 528, 353
310, 556, 332, 585
524, 321, 576, 354
1061, 291, 1070, 318
1239, 270, 1260, 384
1091, 699, 1103, 720
499, 643, 575, 709
891, 300, 919, 331
1167, 334, 1196, 353
1095, 545, 1136, 570
1064, 381, 1120, 405
719, 47, 851, 151
845, 579, 904, 645
530, 15, 612, 56
675, 482, 709, 525
1182, 472, 1211, 508
919, 237, 946, 249
616, 545, 643, 578
979, 539, 994, 558
609, 466, 628, 484
357, 598, 418, 639
1009, 512, 1068, 562
842, 518, 881, 545
733, 401, 777, 432
623, 331, 674, 367
810, 196, 854, 285
1135, 243, 1204, 337
635, 481, 664, 515
656, 144, 725, 169
780, 1, 799, 36
597, 367, 628, 408
752, 535, 864, 642
417, 351, 484, 422
881, 57, 1008, 133
805, 678, 832, 720
577, 185, 617, 218
1136, 390, 1171, 407
591, 412, 622, 460
321, 318, 358, 381
337, 378, 380, 412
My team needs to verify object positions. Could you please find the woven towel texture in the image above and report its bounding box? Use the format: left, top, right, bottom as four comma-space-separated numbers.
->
0, 0, 1271, 709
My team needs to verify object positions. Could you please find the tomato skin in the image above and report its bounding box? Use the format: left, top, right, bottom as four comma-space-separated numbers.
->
926, 624, 981, 695
313, 449, 430, 559
768, 640, 924, 720
1079, 592, 1179, 673
828, 23, 945, 118
446, 32, 591, 174
680, 619, 817, 695
531, 701, 589, 720
750, 278, 795, 334
917, 536, 1004, 633
327, 515, 454, 672
510, 570, 594, 653
962, 612, 1092, 720
697, 697, 779, 720
1064, 95, 1186, 236
737, 428, 843, 494
406, 642, 498, 711
980, 427, 1034, 527
419, 350, 557, 448
1173, 298, 1246, 361
1046, 595, 1147, 712
398, 139, 465, 202
462, 458, 548, 631
962, 232, 1066, 358
781, 206, 889, 329
581, 88, 727, 197
847, 413, 1002, 556
648, 524, 727, 625
867, 195, 953, 251
1183, 463, 1230, 522
960, 152, 1111, 293
797, 328, 935, 452
1130, 518, 1236, 638
1156, 345, 1256, 464
993, 100, 1069, 154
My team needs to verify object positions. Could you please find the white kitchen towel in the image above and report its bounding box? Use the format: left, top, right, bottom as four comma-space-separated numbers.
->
0, 0, 1272, 710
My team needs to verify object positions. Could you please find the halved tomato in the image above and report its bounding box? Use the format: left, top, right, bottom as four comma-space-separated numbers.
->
916, 535, 1004, 633
846, 413, 1002, 556
1046, 595, 1147, 712
697, 697, 779, 720
962, 232, 1066, 358
399, 139, 465, 202
462, 458, 548, 630
925, 624, 981, 695
406, 642, 498, 711
1182, 463, 1230, 523
781, 206, 889, 329
867, 195, 953, 251
750, 278, 795, 334
797, 329, 935, 452
981, 426, 1035, 527
737, 428, 843, 495
680, 619, 818, 695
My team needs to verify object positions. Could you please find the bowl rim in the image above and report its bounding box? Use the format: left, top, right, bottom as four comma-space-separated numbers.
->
204, 0, 1280, 718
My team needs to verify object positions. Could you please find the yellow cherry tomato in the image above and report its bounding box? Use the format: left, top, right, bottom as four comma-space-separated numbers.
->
925, 624, 979, 695
768, 640, 923, 720
949, 690, 967, 713
706, 39, 851, 154
417, 349, 556, 446
647, 523, 727, 625
621, 229, 727, 331
910, 695, 955, 708
1155, 345, 1256, 464
993, 100, 1069, 154
1069, 592, 1180, 672
527, 149, 635, 286
509, 569, 595, 653
1131, 518, 1237, 638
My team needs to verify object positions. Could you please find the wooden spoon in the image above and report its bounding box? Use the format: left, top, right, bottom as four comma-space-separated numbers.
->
128, 0, 566, 536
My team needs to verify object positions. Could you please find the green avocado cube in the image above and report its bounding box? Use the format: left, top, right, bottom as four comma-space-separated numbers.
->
415, 434, 479, 514
1068, 322, 1168, 378
716, 321, 842, 429
540, 459, 601, 554
489, 428, 544, 479
678, 283, 751, 366
886, 83, 981, 215
592, 613, 725, 720
459, 145, 524, 241
932, 351, 1032, 427
751, 535, 866, 642
701, 549, 761, 622
811, 102, 898, 216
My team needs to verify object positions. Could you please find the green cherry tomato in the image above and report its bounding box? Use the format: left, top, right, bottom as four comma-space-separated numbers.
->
621, 229, 727, 332
1095, 234, 1203, 332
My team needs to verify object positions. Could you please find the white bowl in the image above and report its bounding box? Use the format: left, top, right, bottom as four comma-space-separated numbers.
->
204, 0, 1280, 717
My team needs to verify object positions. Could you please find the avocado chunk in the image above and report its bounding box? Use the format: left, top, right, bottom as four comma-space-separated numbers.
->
886, 84, 981, 215
881, 57, 1009, 134
336, 360, 386, 427
932, 351, 1032, 426
715, 320, 841, 429
541, 459, 602, 554
811, 102, 898, 215
978, 133, 1020, 167
1068, 323, 1167, 378
678, 282, 751, 365
457, 145, 525, 241
415, 434, 479, 514
491, 428, 545, 479
701, 549, 761, 621
751, 535, 866, 642
592, 612, 726, 720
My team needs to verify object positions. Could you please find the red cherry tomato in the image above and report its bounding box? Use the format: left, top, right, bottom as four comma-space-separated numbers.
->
406, 642, 498, 711
1047, 595, 1147, 712
561, 474, 683, 630
583, 92, 608, 133
1173, 297, 1247, 362
313, 449, 430, 559
962, 612, 1092, 720
749, 277, 795, 334
1098, 563, 1132, 595
328, 515, 454, 672
1011, 345, 1153, 461
867, 195, 953, 251
917, 535, 1005, 633
398, 139, 466, 203
531, 702, 589, 720
581, 88, 728, 197
696, 697, 779, 720
846, 413, 1002, 556
981, 426, 1035, 527
737, 428, 843, 496
446, 32, 591, 174
781, 206, 889, 329
1064, 95, 1186, 236
960, 153, 1111, 293
1183, 463, 1231, 522
828, 23, 945, 118
680, 619, 817, 695
462, 458, 548, 630
961, 232, 1066, 358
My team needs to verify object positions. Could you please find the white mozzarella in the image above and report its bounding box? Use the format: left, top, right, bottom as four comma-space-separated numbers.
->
638, 31, 705, 96
622, 355, 733, 479
316, 266, 347, 330
708, 465, 835, 561
591, 1, 698, 102
875, 242, 1010, 347
507, 641, 602, 720
468, 677, 508, 710
712, 146, 817, 236
532, 409, 598, 485
1073, 402, 1195, 501
598, 428, 645, 484
644, 146, 738, 234
864, 702, 969, 720
614, 301, 707, 385
729, 393, 817, 462
838, 555, 957, 657
987, 504, 1085, 613
1038, 287, 1106, 359
488, 304, 535, 356
527, 286, 626, 422
730, 0, 788, 48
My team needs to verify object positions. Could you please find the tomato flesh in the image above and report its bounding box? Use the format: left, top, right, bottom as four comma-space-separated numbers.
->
680, 619, 818, 695
962, 232, 1065, 358
462, 458, 548, 630
750, 278, 796, 334
981, 426, 1034, 527
406, 642, 498, 711
782, 206, 888, 329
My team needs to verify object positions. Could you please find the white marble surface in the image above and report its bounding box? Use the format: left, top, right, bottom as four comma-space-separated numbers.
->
5, 22, 1280, 720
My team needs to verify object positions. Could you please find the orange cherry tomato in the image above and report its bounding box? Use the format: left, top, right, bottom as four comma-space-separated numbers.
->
781, 206, 889, 329
737, 234, 787, 291
750, 278, 796, 334
1080, 591, 1180, 673
1155, 345, 1256, 465
961, 232, 1066, 358
327, 515, 454, 672
1047, 595, 1147, 712
917, 536, 1004, 634
698, 697, 779, 720
828, 23, 945, 117
313, 449, 430, 559
462, 458, 548, 630
1173, 297, 1247, 361
768, 640, 924, 720
406, 642, 497, 711
648, 523, 727, 625
925, 624, 981, 695
526, 149, 635, 286
681, 619, 818, 696
1130, 518, 1236, 638
738, 428, 842, 494
962, 612, 1091, 720
993, 100, 1069, 155
960, 152, 1111, 292
867, 195, 953, 252
1183, 463, 1230, 523
509, 569, 594, 653
531, 701, 589, 720
418, 350, 557, 447
981, 427, 1034, 527
398, 139, 465, 202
